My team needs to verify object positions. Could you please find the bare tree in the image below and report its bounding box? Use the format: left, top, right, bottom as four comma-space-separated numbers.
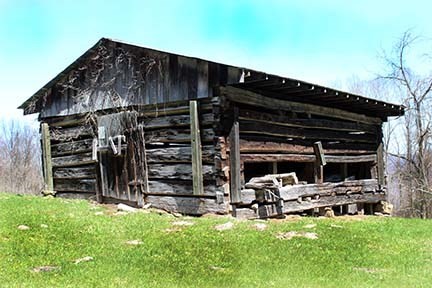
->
381, 31, 432, 218
0, 119, 43, 194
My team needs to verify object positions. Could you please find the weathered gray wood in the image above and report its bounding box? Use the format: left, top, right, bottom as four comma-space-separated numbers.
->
52, 152, 96, 167
238, 139, 376, 154
257, 193, 385, 217
239, 120, 377, 143
51, 139, 93, 156
190, 100, 204, 195
377, 142, 385, 186
139, 103, 213, 118
54, 178, 96, 193
138, 124, 149, 202
238, 108, 378, 133
313, 141, 326, 166
50, 125, 94, 141
229, 111, 241, 204
147, 164, 214, 180
240, 179, 380, 204
313, 141, 325, 184
143, 113, 214, 130
53, 166, 96, 179
146, 180, 221, 196
220, 86, 382, 125
240, 154, 377, 163
41, 123, 54, 193
234, 208, 257, 219
145, 128, 214, 143
146, 146, 215, 163
145, 195, 228, 215
44, 113, 88, 127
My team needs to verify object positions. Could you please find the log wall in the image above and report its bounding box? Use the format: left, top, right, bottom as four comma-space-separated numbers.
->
48, 116, 98, 199
42, 98, 229, 215
40, 86, 386, 217
212, 87, 385, 218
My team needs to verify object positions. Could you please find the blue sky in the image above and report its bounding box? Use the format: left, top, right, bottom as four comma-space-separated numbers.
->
1, 0, 431, 121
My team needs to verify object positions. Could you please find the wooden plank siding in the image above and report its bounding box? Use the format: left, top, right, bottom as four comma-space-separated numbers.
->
38, 40, 243, 119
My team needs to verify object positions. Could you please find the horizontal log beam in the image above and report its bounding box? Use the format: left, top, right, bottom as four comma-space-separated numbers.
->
237, 139, 376, 154
50, 125, 94, 142
239, 120, 377, 143
139, 103, 213, 117
145, 195, 228, 215
51, 139, 93, 156
53, 165, 96, 179
240, 179, 380, 204
147, 164, 214, 181
239, 108, 378, 133
220, 86, 382, 125
143, 113, 214, 130
146, 180, 223, 196
146, 146, 215, 163
257, 193, 385, 217
52, 152, 96, 168
240, 154, 377, 163
145, 128, 214, 144
54, 178, 96, 193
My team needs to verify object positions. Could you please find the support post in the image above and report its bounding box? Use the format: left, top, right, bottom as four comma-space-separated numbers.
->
41, 123, 54, 195
138, 124, 149, 202
190, 100, 204, 195
229, 107, 241, 203
313, 141, 326, 184
377, 142, 385, 186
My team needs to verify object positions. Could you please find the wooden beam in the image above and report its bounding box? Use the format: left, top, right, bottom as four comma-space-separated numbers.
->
241, 154, 377, 163
238, 139, 376, 154
239, 120, 377, 143
313, 141, 326, 166
220, 86, 382, 125
313, 142, 325, 184
229, 108, 241, 203
41, 123, 54, 194
377, 142, 385, 186
190, 101, 204, 195
238, 108, 378, 133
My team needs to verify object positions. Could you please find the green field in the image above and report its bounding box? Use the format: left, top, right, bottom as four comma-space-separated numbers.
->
1, 193, 431, 287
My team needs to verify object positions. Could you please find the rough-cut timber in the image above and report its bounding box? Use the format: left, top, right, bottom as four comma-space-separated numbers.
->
19, 37, 403, 217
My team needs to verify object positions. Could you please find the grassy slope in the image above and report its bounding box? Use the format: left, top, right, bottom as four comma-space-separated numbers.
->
0, 193, 432, 288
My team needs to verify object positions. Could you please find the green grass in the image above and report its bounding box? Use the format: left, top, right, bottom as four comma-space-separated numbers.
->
1, 193, 432, 288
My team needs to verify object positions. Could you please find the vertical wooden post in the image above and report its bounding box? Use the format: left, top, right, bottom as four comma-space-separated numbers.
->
41, 123, 54, 194
229, 107, 241, 203
190, 100, 203, 195
313, 141, 326, 184
139, 124, 149, 203
377, 142, 385, 186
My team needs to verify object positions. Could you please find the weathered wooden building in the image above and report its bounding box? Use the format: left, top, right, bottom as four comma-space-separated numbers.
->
19, 38, 404, 218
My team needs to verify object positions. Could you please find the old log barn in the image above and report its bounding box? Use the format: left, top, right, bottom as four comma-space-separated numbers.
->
19, 38, 404, 218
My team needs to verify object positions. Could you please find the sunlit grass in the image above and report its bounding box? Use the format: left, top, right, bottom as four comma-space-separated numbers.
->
1, 192, 431, 287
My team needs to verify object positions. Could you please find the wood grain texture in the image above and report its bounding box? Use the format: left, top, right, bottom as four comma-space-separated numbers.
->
146, 195, 228, 215
220, 86, 382, 125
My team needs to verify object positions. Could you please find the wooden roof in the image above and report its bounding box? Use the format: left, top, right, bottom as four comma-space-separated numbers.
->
19, 38, 404, 119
